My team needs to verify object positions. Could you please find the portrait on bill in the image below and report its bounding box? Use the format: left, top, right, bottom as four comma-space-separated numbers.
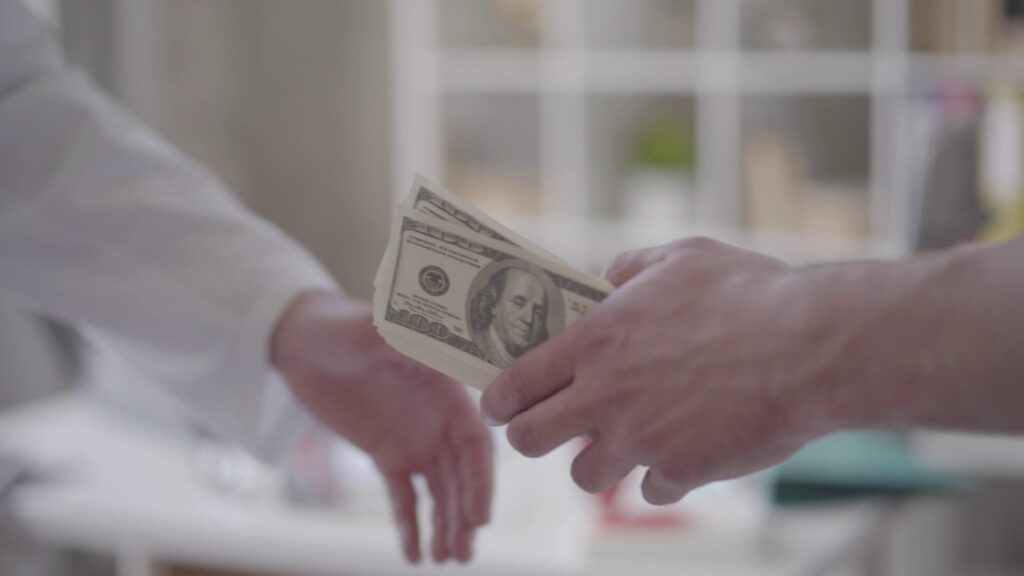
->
467, 259, 565, 368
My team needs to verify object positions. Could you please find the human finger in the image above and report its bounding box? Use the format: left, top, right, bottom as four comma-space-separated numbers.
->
440, 448, 468, 563
452, 519, 473, 564
637, 435, 724, 506
603, 236, 735, 287
570, 438, 638, 494
505, 385, 597, 458
480, 324, 580, 425
602, 245, 673, 287
640, 467, 693, 506
384, 474, 421, 563
425, 465, 451, 562
456, 426, 494, 528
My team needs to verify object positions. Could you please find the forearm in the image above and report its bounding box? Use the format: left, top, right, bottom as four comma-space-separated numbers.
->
795, 238, 1024, 434
0, 7, 338, 452
270, 291, 372, 380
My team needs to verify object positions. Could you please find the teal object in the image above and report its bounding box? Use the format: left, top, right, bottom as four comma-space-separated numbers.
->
769, 431, 970, 506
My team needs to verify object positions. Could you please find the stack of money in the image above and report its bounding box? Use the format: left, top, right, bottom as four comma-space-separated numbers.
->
373, 176, 614, 391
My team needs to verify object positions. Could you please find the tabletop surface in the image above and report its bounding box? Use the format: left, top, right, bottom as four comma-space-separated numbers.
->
0, 392, 891, 576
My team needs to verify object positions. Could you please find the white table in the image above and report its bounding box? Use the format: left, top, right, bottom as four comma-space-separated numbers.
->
0, 392, 892, 576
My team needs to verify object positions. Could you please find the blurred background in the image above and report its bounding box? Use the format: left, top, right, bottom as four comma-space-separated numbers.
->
5, 0, 1024, 575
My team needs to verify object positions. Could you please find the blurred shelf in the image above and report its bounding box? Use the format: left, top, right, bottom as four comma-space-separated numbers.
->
740, 53, 874, 94
582, 51, 699, 94
439, 49, 541, 93
437, 0, 541, 50
583, 0, 697, 51
394, 0, 919, 262
438, 51, 884, 95
908, 54, 1024, 85
438, 49, 897, 94
739, 0, 873, 53
438, 51, 1024, 95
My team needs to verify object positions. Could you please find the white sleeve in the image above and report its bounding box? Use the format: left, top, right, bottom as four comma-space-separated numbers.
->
0, 0, 338, 455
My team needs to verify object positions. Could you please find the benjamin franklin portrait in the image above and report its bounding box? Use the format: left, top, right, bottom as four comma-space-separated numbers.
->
467, 259, 565, 368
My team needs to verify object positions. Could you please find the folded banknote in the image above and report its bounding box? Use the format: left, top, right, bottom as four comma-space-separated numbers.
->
373, 176, 613, 391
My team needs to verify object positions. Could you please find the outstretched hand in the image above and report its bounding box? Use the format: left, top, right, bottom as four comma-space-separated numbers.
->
273, 293, 493, 563
482, 238, 835, 505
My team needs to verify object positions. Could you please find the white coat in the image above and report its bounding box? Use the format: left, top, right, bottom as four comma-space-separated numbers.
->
0, 0, 338, 456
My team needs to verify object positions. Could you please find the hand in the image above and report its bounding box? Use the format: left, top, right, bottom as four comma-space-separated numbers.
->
481, 238, 836, 505
272, 292, 493, 563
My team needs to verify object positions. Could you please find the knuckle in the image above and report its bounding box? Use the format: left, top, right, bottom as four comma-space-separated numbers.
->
660, 452, 713, 488
606, 250, 639, 273
673, 235, 720, 252
587, 378, 634, 425
580, 328, 615, 358
616, 428, 653, 465
579, 321, 634, 362
500, 363, 529, 406
488, 365, 528, 420
664, 237, 724, 266
593, 389, 625, 425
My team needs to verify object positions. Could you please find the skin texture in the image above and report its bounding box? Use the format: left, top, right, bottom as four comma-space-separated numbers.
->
271, 292, 493, 563
492, 269, 548, 355
480, 236, 1024, 505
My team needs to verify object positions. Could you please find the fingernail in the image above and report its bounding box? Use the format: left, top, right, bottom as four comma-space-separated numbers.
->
483, 413, 503, 427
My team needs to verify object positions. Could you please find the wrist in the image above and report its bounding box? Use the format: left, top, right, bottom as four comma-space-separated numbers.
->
270, 290, 369, 375
781, 253, 959, 434
763, 268, 855, 439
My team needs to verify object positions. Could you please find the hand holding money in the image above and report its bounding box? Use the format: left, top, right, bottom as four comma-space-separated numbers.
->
373, 176, 613, 390
375, 176, 1024, 513
481, 238, 825, 506
374, 177, 824, 510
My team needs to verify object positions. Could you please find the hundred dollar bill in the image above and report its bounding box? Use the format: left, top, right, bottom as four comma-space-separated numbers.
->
380, 330, 496, 390
402, 175, 563, 262
373, 174, 565, 295
374, 207, 612, 390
